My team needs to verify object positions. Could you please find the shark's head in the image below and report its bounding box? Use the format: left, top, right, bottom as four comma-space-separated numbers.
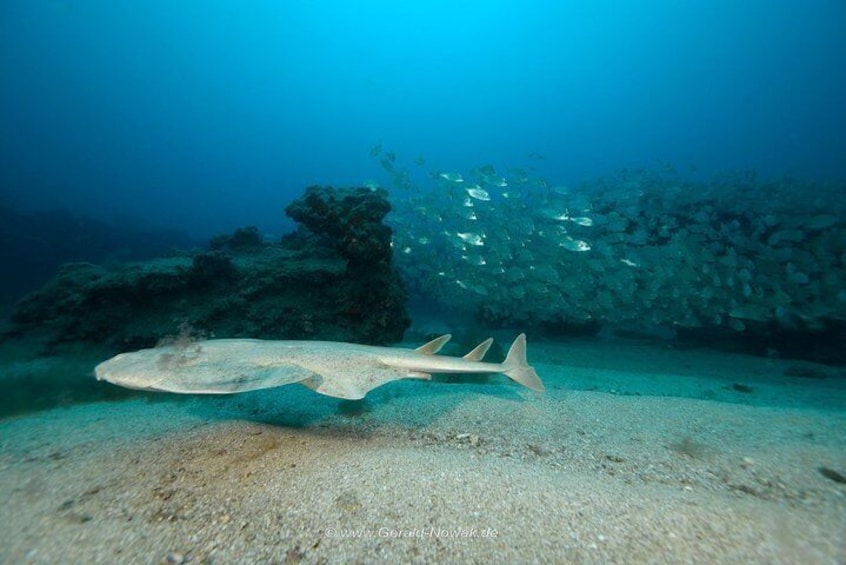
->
95, 352, 156, 391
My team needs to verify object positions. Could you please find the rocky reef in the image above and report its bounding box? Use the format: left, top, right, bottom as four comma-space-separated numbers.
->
0, 205, 196, 316
6, 186, 410, 351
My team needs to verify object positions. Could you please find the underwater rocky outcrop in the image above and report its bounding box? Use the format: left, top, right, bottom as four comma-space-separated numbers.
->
0, 204, 196, 316
5, 185, 410, 351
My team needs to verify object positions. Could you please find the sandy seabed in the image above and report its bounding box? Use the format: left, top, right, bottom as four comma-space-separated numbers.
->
1, 338, 844, 564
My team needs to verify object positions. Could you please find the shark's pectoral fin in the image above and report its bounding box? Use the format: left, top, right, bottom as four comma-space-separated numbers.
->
299, 374, 366, 400
415, 334, 451, 355
300, 363, 430, 400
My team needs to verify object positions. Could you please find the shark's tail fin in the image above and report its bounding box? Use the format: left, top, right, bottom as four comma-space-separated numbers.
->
502, 334, 545, 392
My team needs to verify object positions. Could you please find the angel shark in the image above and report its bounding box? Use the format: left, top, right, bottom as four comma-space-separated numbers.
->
94, 334, 544, 400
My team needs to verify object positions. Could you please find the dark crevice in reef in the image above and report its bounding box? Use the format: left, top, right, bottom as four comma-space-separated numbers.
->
674, 321, 846, 366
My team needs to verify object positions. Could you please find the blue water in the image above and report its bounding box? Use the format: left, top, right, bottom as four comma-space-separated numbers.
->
2, 1, 845, 239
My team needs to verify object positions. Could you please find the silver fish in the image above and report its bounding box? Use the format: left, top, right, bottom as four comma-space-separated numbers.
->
569, 216, 593, 227
559, 237, 590, 252
457, 232, 485, 246
440, 172, 464, 183
466, 186, 491, 201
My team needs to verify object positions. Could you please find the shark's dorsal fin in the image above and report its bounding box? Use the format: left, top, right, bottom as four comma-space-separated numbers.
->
415, 334, 451, 355
463, 338, 493, 361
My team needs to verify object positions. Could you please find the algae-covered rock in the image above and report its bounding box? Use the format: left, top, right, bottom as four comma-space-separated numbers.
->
6, 186, 410, 351
285, 185, 393, 266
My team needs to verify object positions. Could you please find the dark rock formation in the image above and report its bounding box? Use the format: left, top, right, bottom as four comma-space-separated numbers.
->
284, 185, 393, 266
208, 226, 263, 253
5, 186, 410, 352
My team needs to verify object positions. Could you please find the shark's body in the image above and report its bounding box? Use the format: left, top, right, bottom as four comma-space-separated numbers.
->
94, 334, 544, 400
